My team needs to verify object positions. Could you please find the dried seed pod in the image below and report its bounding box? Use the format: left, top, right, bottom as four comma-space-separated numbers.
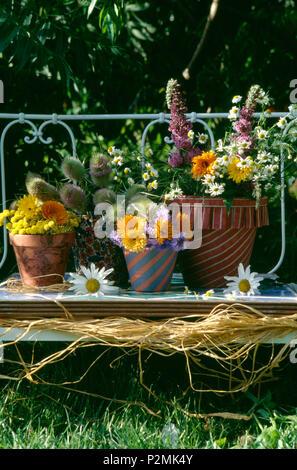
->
25, 172, 60, 202
59, 183, 87, 212
61, 156, 86, 182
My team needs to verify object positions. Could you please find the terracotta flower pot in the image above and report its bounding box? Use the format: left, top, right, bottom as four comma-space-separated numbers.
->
124, 247, 177, 292
170, 196, 269, 288
72, 215, 129, 288
9, 232, 75, 287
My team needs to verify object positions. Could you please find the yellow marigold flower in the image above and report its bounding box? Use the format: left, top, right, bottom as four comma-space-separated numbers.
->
42, 201, 68, 225
190, 151, 217, 179
227, 157, 252, 183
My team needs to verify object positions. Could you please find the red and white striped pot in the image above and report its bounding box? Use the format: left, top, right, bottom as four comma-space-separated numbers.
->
171, 196, 269, 288
124, 247, 177, 292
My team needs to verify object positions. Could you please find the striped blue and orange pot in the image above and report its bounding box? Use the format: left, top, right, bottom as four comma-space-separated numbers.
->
124, 248, 177, 292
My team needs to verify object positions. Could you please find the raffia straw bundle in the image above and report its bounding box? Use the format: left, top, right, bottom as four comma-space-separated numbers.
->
0, 276, 71, 294
1, 302, 297, 398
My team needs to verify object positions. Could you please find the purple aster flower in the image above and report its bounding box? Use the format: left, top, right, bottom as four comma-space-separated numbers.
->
171, 233, 187, 252
109, 230, 122, 247
156, 205, 170, 221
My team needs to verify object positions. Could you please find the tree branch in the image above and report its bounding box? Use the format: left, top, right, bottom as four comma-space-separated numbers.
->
182, 0, 220, 80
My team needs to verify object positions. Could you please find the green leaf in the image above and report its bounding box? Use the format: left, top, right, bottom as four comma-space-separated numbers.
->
87, 0, 98, 18
223, 197, 234, 215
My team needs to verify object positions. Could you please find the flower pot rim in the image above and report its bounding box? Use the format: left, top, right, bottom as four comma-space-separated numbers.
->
9, 231, 75, 239
123, 246, 176, 255
9, 231, 75, 247
168, 195, 268, 202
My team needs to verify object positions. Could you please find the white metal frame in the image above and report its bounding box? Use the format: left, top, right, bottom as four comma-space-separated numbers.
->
0, 111, 291, 274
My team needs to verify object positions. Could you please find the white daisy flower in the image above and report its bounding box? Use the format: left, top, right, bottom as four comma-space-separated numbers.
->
68, 263, 119, 296
150, 168, 159, 178
237, 157, 253, 169
203, 174, 216, 185
256, 151, 271, 163
198, 133, 208, 144
164, 186, 183, 200
277, 117, 287, 129
217, 155, 230, 166
256, 128, 268, 140
128, 177, 135, 185
225, 291, 236, 301
237, 139, 252, 154
224, 263, 263, 296
188, 130, 194, 139
263, 164, 278, 177
264, 182, 273, 191
113, 148, 123, 158
207, 182, 225, 197
112, 156, 123, 166
202, 289, 214, 300
107, 145, 115, 155
151, 179, 158, 190
145, 162, 153, 171
232, 95, 242, 104
228, 106, 239, 120
142, 172, 150, 181
124, 167, 131, 174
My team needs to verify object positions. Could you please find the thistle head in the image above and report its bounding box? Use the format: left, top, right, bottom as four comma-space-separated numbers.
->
25, 172, 60, 202
89, 153, 111, 187
61, 156, 86, 182
93, 188, 117, 206
59, 183, 87, 212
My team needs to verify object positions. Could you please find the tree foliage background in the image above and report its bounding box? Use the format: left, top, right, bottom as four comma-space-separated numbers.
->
1, 0, 297, 281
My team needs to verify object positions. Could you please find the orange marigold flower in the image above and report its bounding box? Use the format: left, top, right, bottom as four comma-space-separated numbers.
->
190, 150, 217, 179
42, 201, 68, 225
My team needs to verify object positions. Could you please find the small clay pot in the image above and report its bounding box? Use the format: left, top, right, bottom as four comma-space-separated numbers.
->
9, 232, 75, 287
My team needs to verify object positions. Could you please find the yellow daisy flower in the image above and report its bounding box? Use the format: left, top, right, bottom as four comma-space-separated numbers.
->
16, 194, 39, 217
227, 157, 252, 183
122, 235, 147, 253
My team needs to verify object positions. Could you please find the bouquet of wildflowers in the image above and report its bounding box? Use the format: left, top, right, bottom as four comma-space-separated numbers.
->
163, 79, 297, 205
0, 194, 80, 235
109, 202, 190, 253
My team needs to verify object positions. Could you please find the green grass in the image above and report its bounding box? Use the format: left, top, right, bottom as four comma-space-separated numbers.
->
1, 342, 297, 449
